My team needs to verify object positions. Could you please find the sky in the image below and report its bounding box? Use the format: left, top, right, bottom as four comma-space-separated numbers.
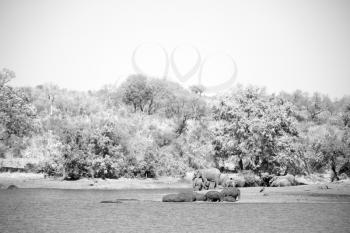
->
0, 0, 350, 98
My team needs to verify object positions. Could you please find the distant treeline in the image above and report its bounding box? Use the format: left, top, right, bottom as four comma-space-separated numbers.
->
0, 68, 349, 180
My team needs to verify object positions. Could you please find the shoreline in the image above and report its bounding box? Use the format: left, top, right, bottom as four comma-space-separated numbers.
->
1, 172, 350, 203
0, 172, 192, 190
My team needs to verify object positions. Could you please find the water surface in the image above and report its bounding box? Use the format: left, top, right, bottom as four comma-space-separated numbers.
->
0, 189, 349, 233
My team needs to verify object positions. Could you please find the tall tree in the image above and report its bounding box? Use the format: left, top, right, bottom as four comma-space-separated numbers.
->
212, 86, 300, 174
120, 74, 153, 112
308, 125, 349, 181
0, 69, 37, 157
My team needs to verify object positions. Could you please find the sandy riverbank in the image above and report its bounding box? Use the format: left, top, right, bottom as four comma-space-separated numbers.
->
0, 172, 192, 189
1, 172, 350, 203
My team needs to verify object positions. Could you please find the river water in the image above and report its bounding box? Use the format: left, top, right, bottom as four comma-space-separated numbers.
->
1, 188, 349, 233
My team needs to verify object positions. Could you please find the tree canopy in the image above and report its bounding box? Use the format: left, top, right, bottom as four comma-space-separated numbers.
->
1, 70, 349, 181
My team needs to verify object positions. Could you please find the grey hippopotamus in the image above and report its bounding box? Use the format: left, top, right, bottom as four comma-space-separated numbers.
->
204, 191, 222, 202
162, 192, 196, 202
194, 193, 207, 201
220, 187, 240, 201
7, 185, 19, 190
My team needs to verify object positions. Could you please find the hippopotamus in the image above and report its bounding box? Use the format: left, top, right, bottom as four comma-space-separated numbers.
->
220, 187, 240, 201
194, 193, 207, 201
162, 192, 196, 202
204, 191, 222, 202
7, 185, 18, 190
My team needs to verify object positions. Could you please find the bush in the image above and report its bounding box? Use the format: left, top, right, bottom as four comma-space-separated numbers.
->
156, 149, 188, 177
339, 173, 349, 180
37, 160, 63, 177
24, 163, 40, 173
61, 147, 89, 180
135, 160, 156, 178
90, 156, 119, 179
339, 161, 350, 177
241, 171, 261, 187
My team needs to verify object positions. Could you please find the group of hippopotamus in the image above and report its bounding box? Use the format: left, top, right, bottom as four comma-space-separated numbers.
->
162, 187, 240, 202
162, 168, 240, 203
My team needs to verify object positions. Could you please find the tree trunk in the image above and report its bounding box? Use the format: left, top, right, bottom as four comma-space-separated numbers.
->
62, 166, 67, 180
302, 157, 311, 175
330, 160, 339, 182
238, 158, 243, 170
148, 99, 153, 115
139, 102, 143, 112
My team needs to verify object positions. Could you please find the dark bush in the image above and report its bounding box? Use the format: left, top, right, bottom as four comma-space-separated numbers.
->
24, 163, 40, 173
37, 161, 62, 177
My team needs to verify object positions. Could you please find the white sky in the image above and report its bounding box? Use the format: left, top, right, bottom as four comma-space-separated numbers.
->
0, 0, 350, 98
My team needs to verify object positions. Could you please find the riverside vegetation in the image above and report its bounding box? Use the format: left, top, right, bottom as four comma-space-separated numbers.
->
1, 68, 350, 184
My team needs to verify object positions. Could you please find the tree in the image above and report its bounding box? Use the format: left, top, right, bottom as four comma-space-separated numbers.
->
0, 69, 37, 157
307, 92, 328, 121
119, 75, 207, 135
212, 86, 300, 174
342, 104, 350, 128
146, 78, 170, 115
120, 75, 153, 112
190, 85, 206, 96
308, 125, 349, 181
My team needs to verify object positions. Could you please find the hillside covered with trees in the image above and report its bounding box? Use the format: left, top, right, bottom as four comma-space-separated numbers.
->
1, 68, 349, 181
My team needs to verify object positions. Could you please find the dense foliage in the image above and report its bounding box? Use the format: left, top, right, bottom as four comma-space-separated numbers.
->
212, 87, 300, 175
0, 69, 37, 158
1, 68, 349, 180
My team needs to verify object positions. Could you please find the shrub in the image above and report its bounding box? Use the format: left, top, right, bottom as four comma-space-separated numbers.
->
156, 149, 188, 177
23, 163, 40, 173
37, 160, 63, 177
90, 156, 119, 179
241, 171, 261, 187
